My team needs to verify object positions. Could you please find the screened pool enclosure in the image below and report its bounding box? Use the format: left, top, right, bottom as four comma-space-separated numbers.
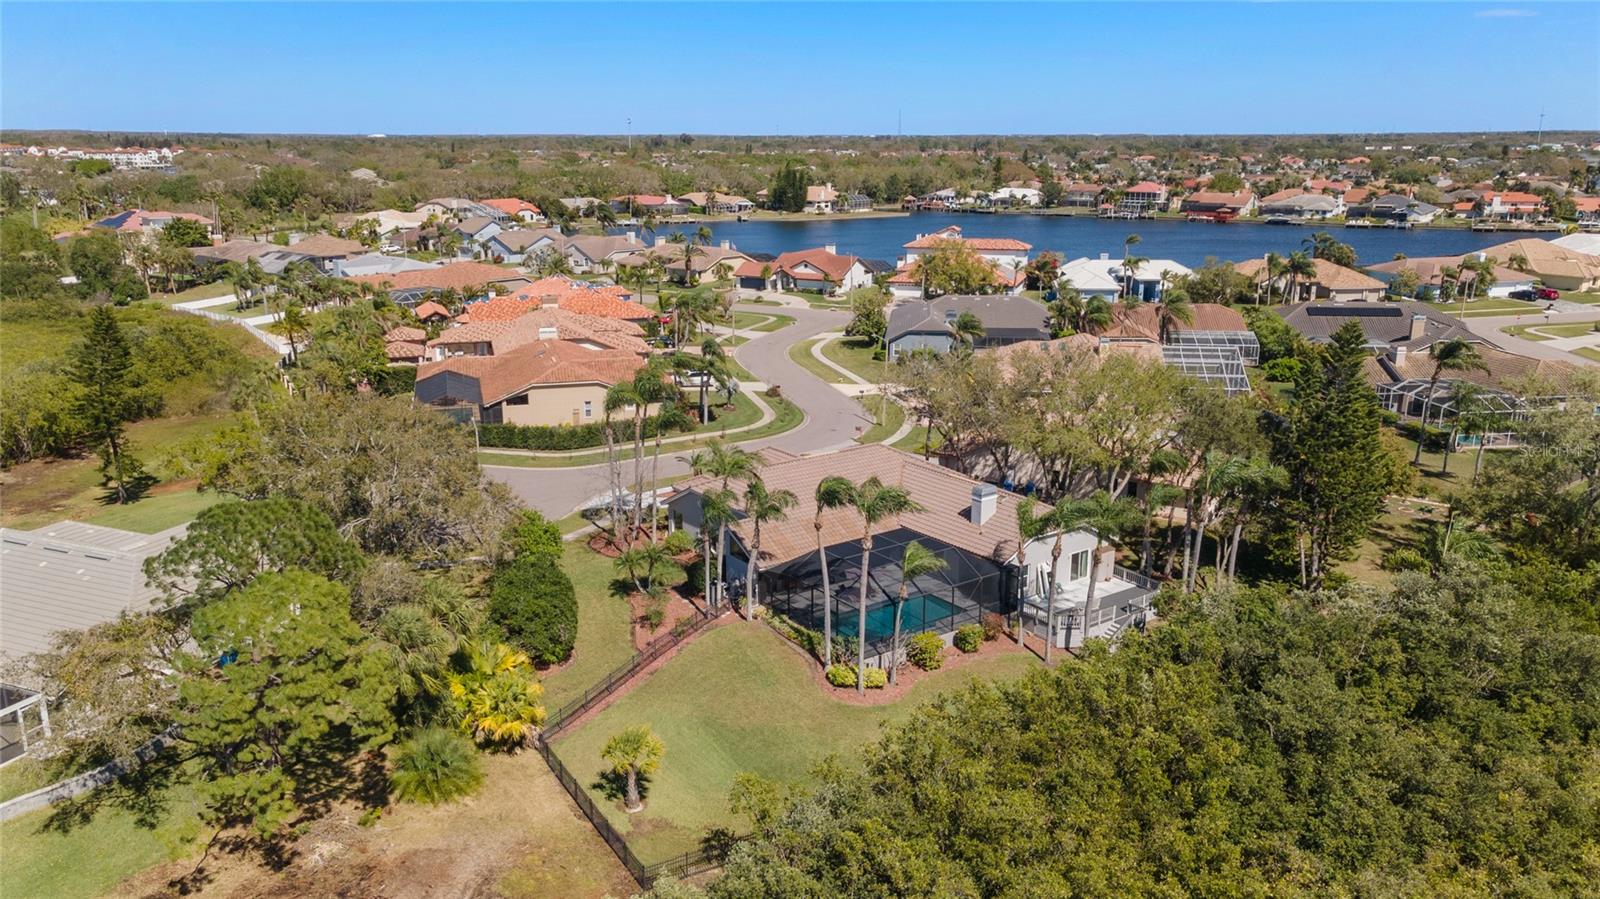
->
758, 527, 1019, 664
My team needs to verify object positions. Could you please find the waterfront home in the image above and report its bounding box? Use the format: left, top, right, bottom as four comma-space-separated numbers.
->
484, 227, 565, 264
1054, 255, 1126, 299
1235, 257, 1385, 303
414, 338, 646, 427
1259, 190, 1345, 220
1120, 181, 1170, 214
480, 197, 544, 223
735, 245, 873, 295
1364, 256, 1534, 299
886, 294, 1050, 359
899, 225, 1030, 278
1179, 190, 1257, 219
1476, 238, 1600, 291
610, 194, 687, 216
804, 183, 839, 213
679, 191, 755, 214
563, 232, 644, 273
1061, 182, 1105, 207
986, 187, 1042, 208
1351, 193, 1440, 224
347, 260, 531, 307
1474, 191, 1544, 222
613, 237, 755, 284
665, 443, 1158, 658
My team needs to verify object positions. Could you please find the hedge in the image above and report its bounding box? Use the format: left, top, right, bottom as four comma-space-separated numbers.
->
477, 400, 715, 451
487, 554, 578, 665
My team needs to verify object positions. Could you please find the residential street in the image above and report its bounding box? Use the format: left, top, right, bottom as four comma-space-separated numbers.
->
1459, 308, 1600, 364
486, 301, 871, 517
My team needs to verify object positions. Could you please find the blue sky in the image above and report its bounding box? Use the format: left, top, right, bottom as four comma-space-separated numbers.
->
3, 2, 1596, 135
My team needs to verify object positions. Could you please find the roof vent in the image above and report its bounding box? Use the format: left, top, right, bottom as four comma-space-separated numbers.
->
538, 326, 558, 340
971, 483, 998, 526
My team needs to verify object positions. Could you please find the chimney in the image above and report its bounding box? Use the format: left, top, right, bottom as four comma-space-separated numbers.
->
971, 483, 998, 526
654, 235, 666, 247
1099, 251, 1110, 261
625, 230, 638, 244
1409, 313, 1427, 342
824, 243, 837, 255
720, 239, 731, 250
538, 326, 558, 340
1392, 345, 1407, 365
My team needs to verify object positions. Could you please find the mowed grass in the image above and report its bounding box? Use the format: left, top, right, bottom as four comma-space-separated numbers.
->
2, 778, 204, 899
551, 622, 1040, 864
820, 336, 889, 383
856, 396, 906, 444
1425, 298, 1541, 319
149, 280, 234, 305
891, 421, 944, 455
787, 338, 855, 384
1, 414, 235, 531
541, 542, 639, 711
1573, 347, 1600, 363
0, 316, 75, 369
1504, 322, 1600, 340
728, 311, 795, 333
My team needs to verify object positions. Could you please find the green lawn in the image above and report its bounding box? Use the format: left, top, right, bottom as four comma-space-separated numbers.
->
856, 396, 906, 444
2, 778, 203, 899
1504, 322, 1599, 340
891, 421, 944, 455
820, 336, 889, 383
149, 280, 234, 305
478, 396, 803, 469
541, 543, 641, 711
1558, 290, 1600, 305
2, 414, 236, 531
550, 622, 1039, 864
787, 338, 855, 384
0, 757, 51, 803
1573, 347, 1600, 363
728, 312, 795, 333
1426, 298, 1541, 319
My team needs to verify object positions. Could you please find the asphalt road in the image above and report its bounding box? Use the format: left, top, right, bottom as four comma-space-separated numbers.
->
1459, 308, 1600, 364
486, 302, 870, 517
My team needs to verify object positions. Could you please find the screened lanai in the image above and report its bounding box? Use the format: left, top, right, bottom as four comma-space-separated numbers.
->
759, 527, 1017, 664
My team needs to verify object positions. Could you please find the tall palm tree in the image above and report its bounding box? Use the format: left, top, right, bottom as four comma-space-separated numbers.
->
698, 488, 735, 608
813, 476, 855, 666
741, 480, 797, 618
1156, 291, 1195, 343
1061, 492, 1142, 639
1285, 251, 1316, 303
695, 225, 713, 246
1412, 338, 1486, 465
949, 310, 985, 352
279, 302, 310, 364
1121, 254, 1149, 300
1014, 498, 1057, 653
841, 477, 923, 694
887, 541, 948, 684
687, 441, 759, 605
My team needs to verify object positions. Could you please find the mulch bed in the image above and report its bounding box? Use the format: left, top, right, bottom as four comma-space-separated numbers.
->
775, 625, 1038, 707
627, 589, 703, 651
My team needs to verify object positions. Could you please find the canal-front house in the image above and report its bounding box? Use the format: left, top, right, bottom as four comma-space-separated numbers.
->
665, 445, 1159, 666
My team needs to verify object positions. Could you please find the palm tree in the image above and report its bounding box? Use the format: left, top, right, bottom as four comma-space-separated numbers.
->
1412, 338, 1487, 465
615, 541, 673, 595
687, 441, 759, 605
1121, 254, 1149, 299
949, 309, 985, 352
279, 302, 310, 363
813, 476, 855, 666
698, 488, 736, 607
695, 225, 713, 246
742, 480, 797, 618
887, 540, 948, 684
1285, 251, 1316, 303
1259, 252, 1287, 303
447, 641, 546, 750
601, 725, 665, 813
1507, 252, 1530, 274
1014, 498, 1058, 654
1061, 492, 1142, 638
1156, 291, 1194, 343
841, 477, 923, 694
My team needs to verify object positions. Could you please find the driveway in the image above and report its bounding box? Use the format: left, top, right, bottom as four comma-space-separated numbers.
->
486, 302, 868, 517
1458, 308, 1600, 365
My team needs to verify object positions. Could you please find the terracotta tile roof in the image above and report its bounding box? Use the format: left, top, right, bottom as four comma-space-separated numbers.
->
673, 444, 1051, 567
548, 286, 652, 321
1342, 187, 1373, 206
461, 296, 541, 323
1091, 303, 1248, 341
348, 261, 529, 292
417, 340, 645, 406
385, 341, 427, 361
383, 325, 427, 342
1261, 188, 1307, 204
413, 300, 451, 321
481, 197, 541, 216
1126, 181, 1166, 195
511, 276, 583, 301
753, 247, 862, 282
986, 333, 1164, 374
903, 226, 1031, 252
1182, 190, 1254, 207
1370, 343, 1582, 394
1364, 256, 1529, 287
432, 306, 648, 356
1476, 238, 1600, 285
1234, 257, 1384, 292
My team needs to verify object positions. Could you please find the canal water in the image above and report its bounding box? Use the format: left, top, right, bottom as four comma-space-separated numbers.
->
645, 211, 1521, 269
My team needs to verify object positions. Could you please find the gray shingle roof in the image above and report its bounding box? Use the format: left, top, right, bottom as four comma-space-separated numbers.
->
887, 294, 1050, 343
1274, 300, 1485, 351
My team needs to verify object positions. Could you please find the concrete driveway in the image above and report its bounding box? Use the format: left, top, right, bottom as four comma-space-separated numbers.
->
486, 303, 871, 517
1459, 308, 1600, 365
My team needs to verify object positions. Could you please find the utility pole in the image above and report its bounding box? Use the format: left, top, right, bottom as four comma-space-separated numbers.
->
627, 117, 632, 152
1536, 109, 1545, 146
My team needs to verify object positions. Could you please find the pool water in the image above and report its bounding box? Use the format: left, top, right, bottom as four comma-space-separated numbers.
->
833, 594, 960, 641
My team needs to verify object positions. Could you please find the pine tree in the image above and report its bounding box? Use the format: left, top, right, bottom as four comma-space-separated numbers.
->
69, 305, 143, 503
1268, 321, 1392, 588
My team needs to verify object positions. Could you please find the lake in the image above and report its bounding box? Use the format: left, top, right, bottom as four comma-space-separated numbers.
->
644, 212, 1521, 269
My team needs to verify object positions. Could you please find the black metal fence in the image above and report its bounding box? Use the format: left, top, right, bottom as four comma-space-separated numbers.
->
534, 737, 654, 885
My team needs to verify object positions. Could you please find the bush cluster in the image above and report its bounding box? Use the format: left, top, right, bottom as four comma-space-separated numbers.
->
906, 632, 945, 670
1380, 547, 1429, 572
389, 727, 483, 805
486, 553, 577, 665
760, 607, 849, 664
953, 624, 984, 654
478, 402, 706, 451
825, 664, 887, 689
980, 612, 1006, 641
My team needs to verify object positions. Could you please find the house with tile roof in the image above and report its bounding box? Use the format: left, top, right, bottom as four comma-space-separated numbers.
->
679, 192, 754, 214
887, 225, 1033, 299
480, 197, 544, 223
428, 306, 649, 360
347, 261, 531, 306
734, 245, 872, 295
1475, 191, 1544, 222
1179, 190, 1257, 220
1120, 181, 1170, 214
562, 232, 645, 273
609, 194, 687, 216
1235, 257, 1385, 303
1365, 343, 1588, 441
414, 339, 647, 427
1274, 300, 1487, 355
1060, 182, 1106, 207
803, 183, 839, 213
1364, 256, 1535, 300
665, 444, 1157, 657
613, 238, 755, 285
92, 209, 214, 239
1474, 238, 1600, 291
1259, 191, 1345, 220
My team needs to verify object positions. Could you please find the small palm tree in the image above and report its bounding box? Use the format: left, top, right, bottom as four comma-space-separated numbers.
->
447, 641, 546, 750
950, 309, 985, 352
887, 540, 948, 684
742, 480, 797, 618
602, 725, 665, 813
615, 541, 673, 595
1121, 254, 1149, 299
1156, 292, 1194, 343
842, 477, 923, 694
1412, 338, 1487, 465
1060, 492, 1142, 641
813, 476, 856, 665
390, 727, 483, 805
695, 224, 713, 245
278, 302, 310, 363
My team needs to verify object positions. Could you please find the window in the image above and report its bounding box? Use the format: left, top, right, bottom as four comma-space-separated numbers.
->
505, 394, 529, 406
1069, 549, 1090, 580
583, 400, 593, 418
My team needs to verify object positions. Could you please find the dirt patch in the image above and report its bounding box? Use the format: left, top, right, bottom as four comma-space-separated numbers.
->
627, 590, 702, 651
103, 755, 635, 899
790, 628, 1038, 707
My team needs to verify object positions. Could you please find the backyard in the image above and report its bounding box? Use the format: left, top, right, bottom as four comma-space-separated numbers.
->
550, 621, 1040, 865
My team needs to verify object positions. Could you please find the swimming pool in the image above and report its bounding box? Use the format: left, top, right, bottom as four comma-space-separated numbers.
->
832, 594, 960, 642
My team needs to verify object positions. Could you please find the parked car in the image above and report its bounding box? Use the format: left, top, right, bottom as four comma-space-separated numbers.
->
1534, 287, 1560, 301
1509, 288, 1536, 300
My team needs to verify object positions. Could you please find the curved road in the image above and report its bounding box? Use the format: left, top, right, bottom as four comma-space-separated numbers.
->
487, 301, 874, 516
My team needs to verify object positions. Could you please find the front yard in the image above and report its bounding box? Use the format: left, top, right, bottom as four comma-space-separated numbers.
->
550, 621, 1040, 865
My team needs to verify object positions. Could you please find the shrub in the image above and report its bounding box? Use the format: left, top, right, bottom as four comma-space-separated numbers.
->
390, 727, 484, 805
825, 664, 857, 688
954, 624, 984, 654
862, 666, 888, 689
643, 596, 666, 631
477, 409, 691, 451
486, 553, 577, 665
764, 385, 782, 399
1381, 547, 1429, 572
980, 612, 1006, 642
1260, 357, 1303, 383
504, 509, 562, 561
663, 530, 695, 555
906, 632, 945, 670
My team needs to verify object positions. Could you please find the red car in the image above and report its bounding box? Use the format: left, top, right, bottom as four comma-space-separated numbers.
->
1534, 287, 1560, 301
